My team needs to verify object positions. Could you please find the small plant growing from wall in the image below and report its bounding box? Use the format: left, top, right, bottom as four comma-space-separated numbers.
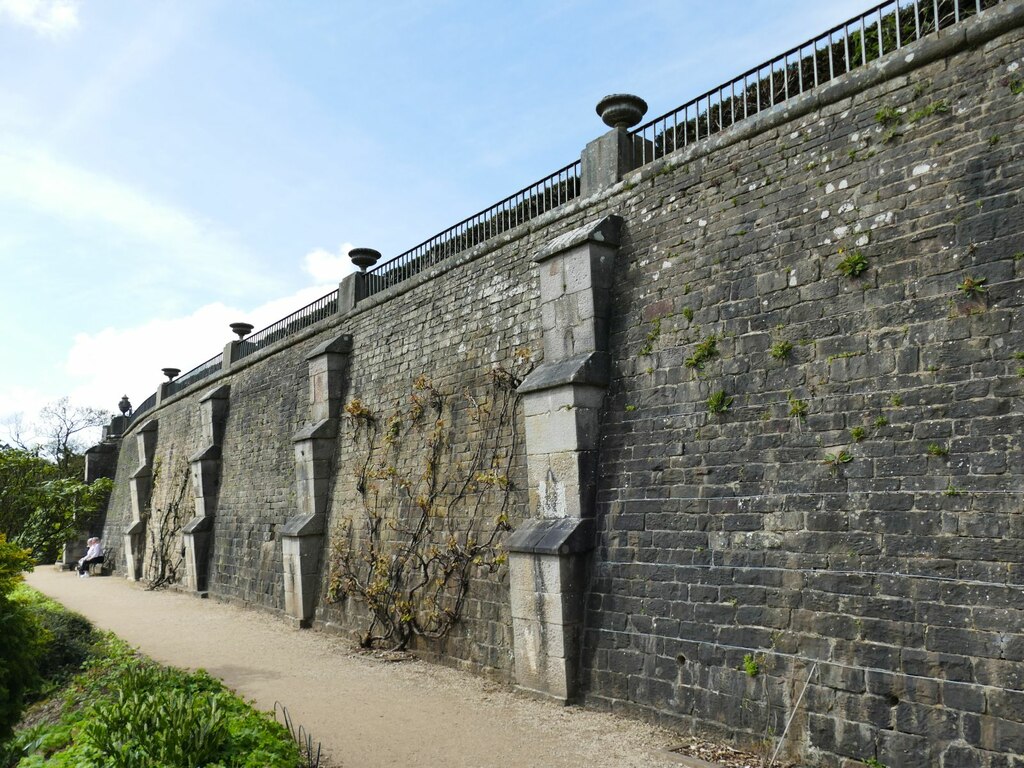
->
787, 394, 809, 419
850, 426, 867, 442
926, 443, 949, 458
706, 389, 733, 415
741, 653, 760, 677
686, 335, 719, 370
327, 351, 532, 651
823, 451, 853, 475
954, 273, 989, 317
769, 340, 793, 361
639, 317, 662, 356
836, 249, 869, 278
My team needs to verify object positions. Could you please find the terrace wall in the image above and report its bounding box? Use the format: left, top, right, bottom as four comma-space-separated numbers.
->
100, 7, 1024, 766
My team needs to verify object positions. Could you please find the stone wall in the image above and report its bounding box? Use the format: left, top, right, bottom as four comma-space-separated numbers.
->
581, 12, 1024, 768
99, 7, 1024, 766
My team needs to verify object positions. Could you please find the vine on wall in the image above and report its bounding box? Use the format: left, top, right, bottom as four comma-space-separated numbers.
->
327, 350, 532, 650
144, 458, 190, 590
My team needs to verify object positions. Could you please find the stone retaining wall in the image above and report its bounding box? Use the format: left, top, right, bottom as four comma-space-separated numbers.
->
99, 8, 1024, 765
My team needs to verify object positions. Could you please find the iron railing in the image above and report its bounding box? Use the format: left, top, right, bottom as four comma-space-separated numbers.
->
165, 352, 223, 397
116, 0, 1003, 429
126, 391, 157, 427
235, 289, 339, 361
631, 0, 1004, 165
363, 161, 581, 298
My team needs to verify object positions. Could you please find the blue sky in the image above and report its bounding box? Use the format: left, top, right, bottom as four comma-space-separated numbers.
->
0, 0, 869, 439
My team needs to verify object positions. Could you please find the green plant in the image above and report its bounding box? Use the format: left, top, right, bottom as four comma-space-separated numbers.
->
0, 536, 43, 738
926, 443, 949, 457
625, 404, 637, 412
865, 758, 888, 768
741, 653, 760, 677
8, 632, 302, 767
682, 307, 695, 322
1011, 78, 1024, 95
686, 335, 718, 370
944, 481, 962, 497
874, 105, 901, 125
79, 668, 232, 766
906, 100, 948, 123
850, 426, 867, 442
639, 317, 662, 356
836, 249, 869, 278
957, 275, 988, 297
787, 394, 808, 419
824, 451, 853, 473
769, 340, 793, 360
706, 390, 734, 415
989, 134, 1001, 147
889, 394, 902, 407
13, 586, 96, 687
874, 415, 889, 428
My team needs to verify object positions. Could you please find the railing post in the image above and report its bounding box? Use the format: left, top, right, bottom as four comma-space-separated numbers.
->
338, 272, 359, 314
347, 248, 380, 305
221, 341, 240, 372
580, 94, 650, 196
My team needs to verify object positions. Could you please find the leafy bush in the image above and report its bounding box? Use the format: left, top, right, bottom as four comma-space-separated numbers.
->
0, 537, 44, 740
10, 634, 302, 768
12, 588, 95, 687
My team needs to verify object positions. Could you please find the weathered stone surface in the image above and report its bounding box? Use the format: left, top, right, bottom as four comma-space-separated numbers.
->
97, 11, 1024, 767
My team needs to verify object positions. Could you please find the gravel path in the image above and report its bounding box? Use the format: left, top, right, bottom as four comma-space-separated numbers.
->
26, 568, 689, 768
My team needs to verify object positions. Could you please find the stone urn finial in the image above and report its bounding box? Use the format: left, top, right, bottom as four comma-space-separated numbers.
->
596, 94, 648, 130
118, 395, 132, 416
161, 367, 181, 381
348, 247, 381, 272
230, 322, 255, 340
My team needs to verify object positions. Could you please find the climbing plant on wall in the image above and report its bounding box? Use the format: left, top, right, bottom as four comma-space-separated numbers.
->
144, 459, 191, 590
326, 350, 532, 651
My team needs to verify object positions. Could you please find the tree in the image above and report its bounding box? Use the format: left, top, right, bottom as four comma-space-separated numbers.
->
3, 398, 110, 478
0, 448, 54, 542
0, 447, 113, 564
37, 398, 109, 476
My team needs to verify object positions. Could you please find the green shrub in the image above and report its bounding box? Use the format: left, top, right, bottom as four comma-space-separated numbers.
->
10, 634, 302, 768
13, 587, 96, 687
0, 537, 44, 740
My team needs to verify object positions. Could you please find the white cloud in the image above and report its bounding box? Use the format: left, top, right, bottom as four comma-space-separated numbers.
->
0, 0, 78, 36
0, 139, 272, 297
303, 243, 357, 283
63, 285, 341, 412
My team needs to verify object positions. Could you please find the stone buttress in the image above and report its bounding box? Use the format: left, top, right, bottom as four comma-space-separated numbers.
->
282, 334, 352, 626
182, 384, 230, 595
506, 214, 622, 702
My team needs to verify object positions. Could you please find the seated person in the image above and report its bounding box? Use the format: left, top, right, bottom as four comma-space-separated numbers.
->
77, 537, 104, 577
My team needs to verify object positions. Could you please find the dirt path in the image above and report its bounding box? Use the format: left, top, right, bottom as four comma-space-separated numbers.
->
26, 568, 688, 768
